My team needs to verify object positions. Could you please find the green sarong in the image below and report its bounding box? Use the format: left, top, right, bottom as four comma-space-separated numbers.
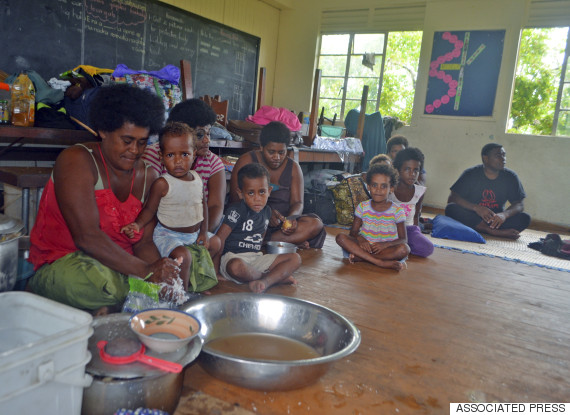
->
187, 244, 218, 292
29, 251, 129, 311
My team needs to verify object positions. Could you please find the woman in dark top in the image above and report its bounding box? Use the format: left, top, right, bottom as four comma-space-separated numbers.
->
229, 121, 326, 248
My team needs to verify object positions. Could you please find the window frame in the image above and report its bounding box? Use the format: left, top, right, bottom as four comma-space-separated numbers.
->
317, 32, 388, 121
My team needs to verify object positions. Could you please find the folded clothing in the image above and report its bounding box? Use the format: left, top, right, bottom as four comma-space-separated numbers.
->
528, 233, 570, 260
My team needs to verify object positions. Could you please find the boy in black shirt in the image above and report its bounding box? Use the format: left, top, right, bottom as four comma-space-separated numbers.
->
445, 143, 530, 239
214, 163, 301, 293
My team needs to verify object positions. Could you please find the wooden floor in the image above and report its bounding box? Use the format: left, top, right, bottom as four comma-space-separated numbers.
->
174, 227, 570, 414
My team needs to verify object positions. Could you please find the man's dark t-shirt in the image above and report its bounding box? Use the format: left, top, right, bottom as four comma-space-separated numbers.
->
222, 201, 271, 254
450, 165, 526, 213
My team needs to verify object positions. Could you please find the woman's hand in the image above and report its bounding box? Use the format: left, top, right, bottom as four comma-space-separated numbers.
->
146, 256, 182, 285
280, 217, 297, 235
270, 209, 284, 228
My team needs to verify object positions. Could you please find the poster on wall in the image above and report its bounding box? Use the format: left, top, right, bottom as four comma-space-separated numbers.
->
424, 30, 505, 117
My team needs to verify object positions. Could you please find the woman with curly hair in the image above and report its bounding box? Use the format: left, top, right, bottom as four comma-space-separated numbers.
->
29, 84, 181, 315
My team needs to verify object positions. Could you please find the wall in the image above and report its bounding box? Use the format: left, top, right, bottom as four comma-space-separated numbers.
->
270, 0, 570, 227
170, 0, 569, 226
164, 0, 280, 107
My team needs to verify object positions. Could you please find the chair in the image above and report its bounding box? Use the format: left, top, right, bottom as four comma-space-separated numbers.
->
200, 95, 229, 127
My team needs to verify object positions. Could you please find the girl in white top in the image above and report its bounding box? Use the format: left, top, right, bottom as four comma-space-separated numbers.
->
121, 122, 221, 291
389, 147, 434, 258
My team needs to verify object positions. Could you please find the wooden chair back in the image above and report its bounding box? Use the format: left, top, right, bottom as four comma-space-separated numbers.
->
200, 94, 229, 127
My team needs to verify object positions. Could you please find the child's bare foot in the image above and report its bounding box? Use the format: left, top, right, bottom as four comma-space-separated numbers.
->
348, 253, 364, 264
283, 276, 298, 285
92, 304, 121, 317
375, 259, 405, 271
297, 241, 310, 249
249, 279, 267, 293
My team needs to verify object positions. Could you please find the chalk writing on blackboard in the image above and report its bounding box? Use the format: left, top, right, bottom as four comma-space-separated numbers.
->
1, 0, 259, 120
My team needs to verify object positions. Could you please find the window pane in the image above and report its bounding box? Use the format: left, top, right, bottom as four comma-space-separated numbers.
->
346, 78, 379, 101
348, 55, 382, 77
354, 33, 385, 54
319, 99, 342, 119
344, 100, 362, 116
321, 34, 350, 54
508, 27, 568, 136
319, 56, 347, 77
556, 110, 570, 136
379, 31, 421, 123
561, 83, 570, 109
320, 77, 345, 99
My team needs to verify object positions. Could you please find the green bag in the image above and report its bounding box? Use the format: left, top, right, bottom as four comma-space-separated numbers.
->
329, 175, 370, 225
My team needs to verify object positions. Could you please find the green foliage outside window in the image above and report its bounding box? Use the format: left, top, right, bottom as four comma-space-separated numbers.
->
318, 31, 421, 125
508, 27, 568, 136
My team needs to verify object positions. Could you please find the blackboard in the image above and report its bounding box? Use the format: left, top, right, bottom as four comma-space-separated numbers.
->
0, 0, 260, 121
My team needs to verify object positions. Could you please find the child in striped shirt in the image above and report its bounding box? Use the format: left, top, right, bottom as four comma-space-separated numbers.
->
336, 164, 410, 271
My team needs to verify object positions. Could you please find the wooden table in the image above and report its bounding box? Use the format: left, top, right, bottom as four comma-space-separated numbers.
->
0, 126, 362, 169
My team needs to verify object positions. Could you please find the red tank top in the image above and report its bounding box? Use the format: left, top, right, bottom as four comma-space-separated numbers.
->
29, 146, 144, 270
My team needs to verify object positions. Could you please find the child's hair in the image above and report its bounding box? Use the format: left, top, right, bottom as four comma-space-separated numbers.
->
368, 153, 391, 168
89, 84, 165, 135
366, 164, 399, 188
158, 121, 195, 151
386, 135, 409, 154
481, 143, 503, 157
259, 121, 291, 147
237, 163, 271, 190
393, 147, 425, 172
167, 98, 217, 128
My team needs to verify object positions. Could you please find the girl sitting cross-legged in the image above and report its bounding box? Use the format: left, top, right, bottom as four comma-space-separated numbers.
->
389, 147, 434, 258
336, 164, 410, 271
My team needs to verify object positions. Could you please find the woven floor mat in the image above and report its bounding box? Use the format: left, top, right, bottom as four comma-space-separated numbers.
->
427, 228, 570, 272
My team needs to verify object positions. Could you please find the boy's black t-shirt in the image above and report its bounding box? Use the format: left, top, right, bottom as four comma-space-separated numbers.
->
222, 201, 271, 255
450, 165, 526, 213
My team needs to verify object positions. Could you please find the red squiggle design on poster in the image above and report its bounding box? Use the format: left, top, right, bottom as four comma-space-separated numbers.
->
425, 32, 462, 114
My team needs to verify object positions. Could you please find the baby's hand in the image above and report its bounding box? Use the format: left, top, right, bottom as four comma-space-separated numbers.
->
197, 232, 210, 249
120, 223, 140, 239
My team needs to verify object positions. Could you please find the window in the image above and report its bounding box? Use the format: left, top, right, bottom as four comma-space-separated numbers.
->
317, 31, 422, 124
508, 26, 570, 137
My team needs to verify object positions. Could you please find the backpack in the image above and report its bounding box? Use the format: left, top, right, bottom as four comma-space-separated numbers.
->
303, 189, 337, 225
329, 175, 370, 225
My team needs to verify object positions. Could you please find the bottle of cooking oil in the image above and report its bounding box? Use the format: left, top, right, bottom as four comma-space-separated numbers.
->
10, 73, 35, 127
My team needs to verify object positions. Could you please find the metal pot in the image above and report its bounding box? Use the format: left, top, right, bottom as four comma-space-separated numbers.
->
0, 213, 24, 292
82, 313, 202, 415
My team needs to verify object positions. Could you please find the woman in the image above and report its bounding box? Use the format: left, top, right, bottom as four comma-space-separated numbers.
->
229, 121, 326, 248
28, 84, 181, 315
143, 99, 226, 233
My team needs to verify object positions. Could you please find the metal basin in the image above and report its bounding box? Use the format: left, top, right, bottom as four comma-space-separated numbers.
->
265, 241, 297, 254
181, 293, 361, 391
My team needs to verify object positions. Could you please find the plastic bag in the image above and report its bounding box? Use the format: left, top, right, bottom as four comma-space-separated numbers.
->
121, 276, 190, 314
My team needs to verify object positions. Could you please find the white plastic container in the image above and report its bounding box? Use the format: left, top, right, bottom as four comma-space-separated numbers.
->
0, 292, 93, 414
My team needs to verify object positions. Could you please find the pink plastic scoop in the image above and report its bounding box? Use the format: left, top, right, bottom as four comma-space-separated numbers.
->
97, 338, 182, 373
